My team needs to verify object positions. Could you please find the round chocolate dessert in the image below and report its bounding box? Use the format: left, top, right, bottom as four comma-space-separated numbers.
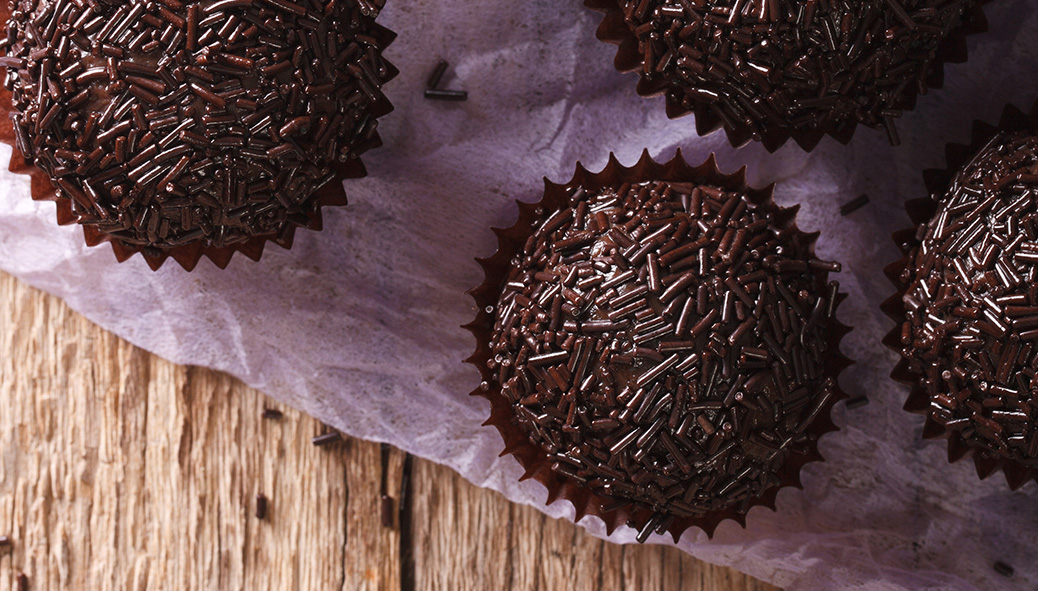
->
586, 0, 989, 151
470, 152, 850, 539
1, 0, 395, 267
889, 112, 1038, 489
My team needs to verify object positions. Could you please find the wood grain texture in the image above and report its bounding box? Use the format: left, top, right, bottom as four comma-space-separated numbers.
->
0, 270, 777, 591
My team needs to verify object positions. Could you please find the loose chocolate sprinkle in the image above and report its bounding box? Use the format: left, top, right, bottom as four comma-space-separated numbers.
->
424, 88, 467, 102
378, 441, 394, 528
487, 179, 841, 526
0, 535, 10, 548
2, 0, 393, 249
17, 573, 28, 591
840, 194, 870, 216
993, 560, 1015, 578
422, 60, 466, 101
900, 131, 1038, 470
262, 407, 283, 420
255, 493, 268, 520
845, 396, 870, 410
311, 431, 342, 446
618, 1, 977, 146
426, 59, 448, 90
397, 453, 415, 587
380, 494, 394, 528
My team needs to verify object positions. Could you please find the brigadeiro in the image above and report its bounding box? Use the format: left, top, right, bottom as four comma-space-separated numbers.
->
584, 0, 991, 152
466, 151, 851, 540
0, 0, 396, 270
885, 101, 1038, 490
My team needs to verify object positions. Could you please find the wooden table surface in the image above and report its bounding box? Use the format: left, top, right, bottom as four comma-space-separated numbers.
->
0, 270, 778, 591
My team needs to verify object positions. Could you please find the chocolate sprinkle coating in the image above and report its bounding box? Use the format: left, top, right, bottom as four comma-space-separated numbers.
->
2, 0, 394, 252
588, 0, 988, 151
897, 130, 1038, 476
480, 154, 847, 537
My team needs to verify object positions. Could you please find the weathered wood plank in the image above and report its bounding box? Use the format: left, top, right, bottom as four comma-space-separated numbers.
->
0, 270, 776, 590
409, 457, 780, 591
0, 271, 363, 590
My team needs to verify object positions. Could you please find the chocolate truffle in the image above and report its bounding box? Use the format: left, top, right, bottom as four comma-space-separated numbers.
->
886, 102, 1038, 489
585, 0, 990, 151
468, 152, 850, 540
0, 0, 395, 268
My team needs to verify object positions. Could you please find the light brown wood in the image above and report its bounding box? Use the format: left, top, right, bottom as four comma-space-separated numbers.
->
409, 459, 777, 591
0, 270, 777, 590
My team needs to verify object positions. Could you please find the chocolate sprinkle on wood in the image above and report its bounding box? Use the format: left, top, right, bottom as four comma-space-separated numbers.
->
0, 535, 10, 548
262, 408, 283, 420
897, 130, 1038, 476
604, 0, 984, 151
380, 494, 394, 528
17, 573, 28, 591
255, 494, 268, 520
311, 431, 342, 447
2, 0, 394, 250
486, 175, 844, 532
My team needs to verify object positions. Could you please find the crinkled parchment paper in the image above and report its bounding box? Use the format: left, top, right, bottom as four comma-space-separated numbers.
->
1, 2, 1036, 589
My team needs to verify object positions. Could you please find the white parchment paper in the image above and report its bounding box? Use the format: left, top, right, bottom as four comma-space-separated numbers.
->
1, 1, 1037, 589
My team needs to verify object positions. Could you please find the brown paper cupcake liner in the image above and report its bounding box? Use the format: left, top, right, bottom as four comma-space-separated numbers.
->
465, 149, 852, 540
0, 3, 397, 271
882, 100, 1038, 491
583, 0, 992, 153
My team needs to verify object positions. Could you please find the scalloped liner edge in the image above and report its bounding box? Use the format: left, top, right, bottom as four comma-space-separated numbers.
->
464, 149, 853, 542
882, 99, 1038, 491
